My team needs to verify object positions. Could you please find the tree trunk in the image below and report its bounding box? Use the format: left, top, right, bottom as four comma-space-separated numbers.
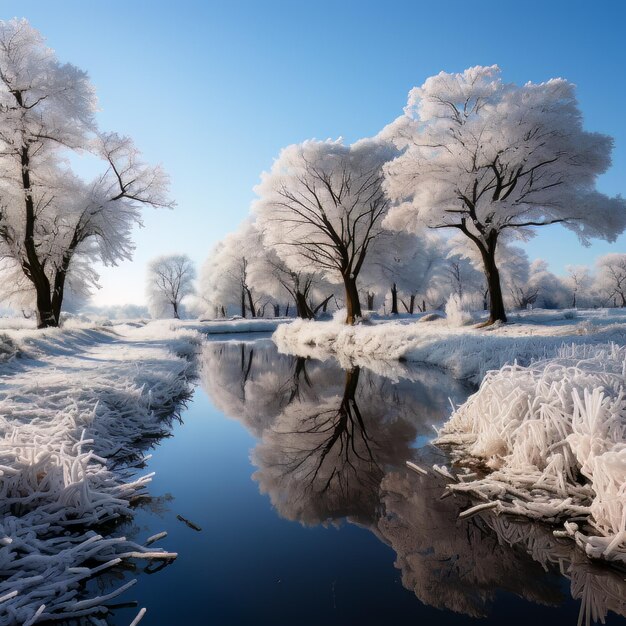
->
479, 240, 507, 324
51, 269, 67, 327
391, 283, 398, 315
367, 292, 374, 310
343, 275, 362, 324
285, 302, 290, 316
35, 287, 55, 328
409, 294, 415, 314
273, 304, 280, 317
241, 287, 246, 318
20, 145, 56, 328
295, 291, 314, 319
172, 300, 180, 319
246, 288, 257, 318
221, 305, 226, 318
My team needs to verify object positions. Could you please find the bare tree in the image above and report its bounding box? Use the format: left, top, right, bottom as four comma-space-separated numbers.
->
254, 139, 396, 324
147, 254, 196, 319
597, 253, 626, 307
565, 265, 592, 308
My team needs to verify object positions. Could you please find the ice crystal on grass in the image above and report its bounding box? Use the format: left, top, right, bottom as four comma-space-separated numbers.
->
437, 343, 626, 564
0, 323, 196, 624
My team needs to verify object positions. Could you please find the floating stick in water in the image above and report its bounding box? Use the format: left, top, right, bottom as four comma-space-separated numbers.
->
129, 608, 147, 626
145, 531, 168, 546
176, 514, 202, 531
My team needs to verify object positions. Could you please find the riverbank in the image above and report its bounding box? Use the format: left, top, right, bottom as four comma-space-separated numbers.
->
436, 342, 626, 566
272, 308, 626, 383
272, 309, 626, 567
0, 321, 200, 624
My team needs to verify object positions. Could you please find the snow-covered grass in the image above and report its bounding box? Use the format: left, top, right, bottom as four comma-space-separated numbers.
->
273, 308, 626, 383
435, 342, 626, 565
0, 321, 200, 624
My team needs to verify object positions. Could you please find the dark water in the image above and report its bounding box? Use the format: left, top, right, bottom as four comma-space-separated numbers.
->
95, 338, 625, 626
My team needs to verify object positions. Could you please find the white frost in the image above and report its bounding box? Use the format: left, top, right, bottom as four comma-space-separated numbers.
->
437, 342, 626, 564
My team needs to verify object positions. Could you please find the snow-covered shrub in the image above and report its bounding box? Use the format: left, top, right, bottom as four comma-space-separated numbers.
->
445, 294, 473, 327
437, 342, 626, 564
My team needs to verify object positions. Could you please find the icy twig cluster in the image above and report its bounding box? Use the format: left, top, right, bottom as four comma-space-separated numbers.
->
436, 342, 626, 564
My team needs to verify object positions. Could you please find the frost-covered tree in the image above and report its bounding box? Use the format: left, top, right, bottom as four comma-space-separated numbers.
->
564, 265, 592, 308
383, 65, 626, 324
254, 138, 396, 324
247, 243, 333, 318
146, 254, 195, 319
513, 259, 571, 309
363, 231, 449, 314
0, 19, 173, 327
198, 222, 265, 318
445, 253, 484, 306
596, 253, 626, 307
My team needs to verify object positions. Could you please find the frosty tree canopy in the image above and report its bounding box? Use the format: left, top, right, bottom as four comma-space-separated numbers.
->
383, 65, 626, 324
0, 19, 174, 327
253, 138, 398, 324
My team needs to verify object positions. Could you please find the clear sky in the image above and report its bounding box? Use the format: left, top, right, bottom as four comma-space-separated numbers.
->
3, 0, 625, 306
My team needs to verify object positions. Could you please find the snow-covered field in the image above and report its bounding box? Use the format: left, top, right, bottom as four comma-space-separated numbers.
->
0, 310, 624, 621
0, 320, 200, 624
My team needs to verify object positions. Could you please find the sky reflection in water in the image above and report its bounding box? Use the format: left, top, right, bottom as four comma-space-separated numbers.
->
98, 338, 625, 626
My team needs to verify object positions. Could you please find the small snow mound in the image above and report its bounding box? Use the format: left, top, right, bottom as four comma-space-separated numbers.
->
0, 333, 18, 361
419, 313, 443, 323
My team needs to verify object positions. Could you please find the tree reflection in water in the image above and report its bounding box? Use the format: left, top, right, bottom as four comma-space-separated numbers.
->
200, 339, 626, 625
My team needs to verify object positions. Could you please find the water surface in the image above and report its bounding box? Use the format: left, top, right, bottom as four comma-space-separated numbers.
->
96, 338, 625, 625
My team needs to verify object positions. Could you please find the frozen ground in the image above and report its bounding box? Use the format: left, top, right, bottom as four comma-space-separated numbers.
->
0, 320, 200, 624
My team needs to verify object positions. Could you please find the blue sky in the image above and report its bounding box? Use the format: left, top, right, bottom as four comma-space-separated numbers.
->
4, 0, 625, 305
